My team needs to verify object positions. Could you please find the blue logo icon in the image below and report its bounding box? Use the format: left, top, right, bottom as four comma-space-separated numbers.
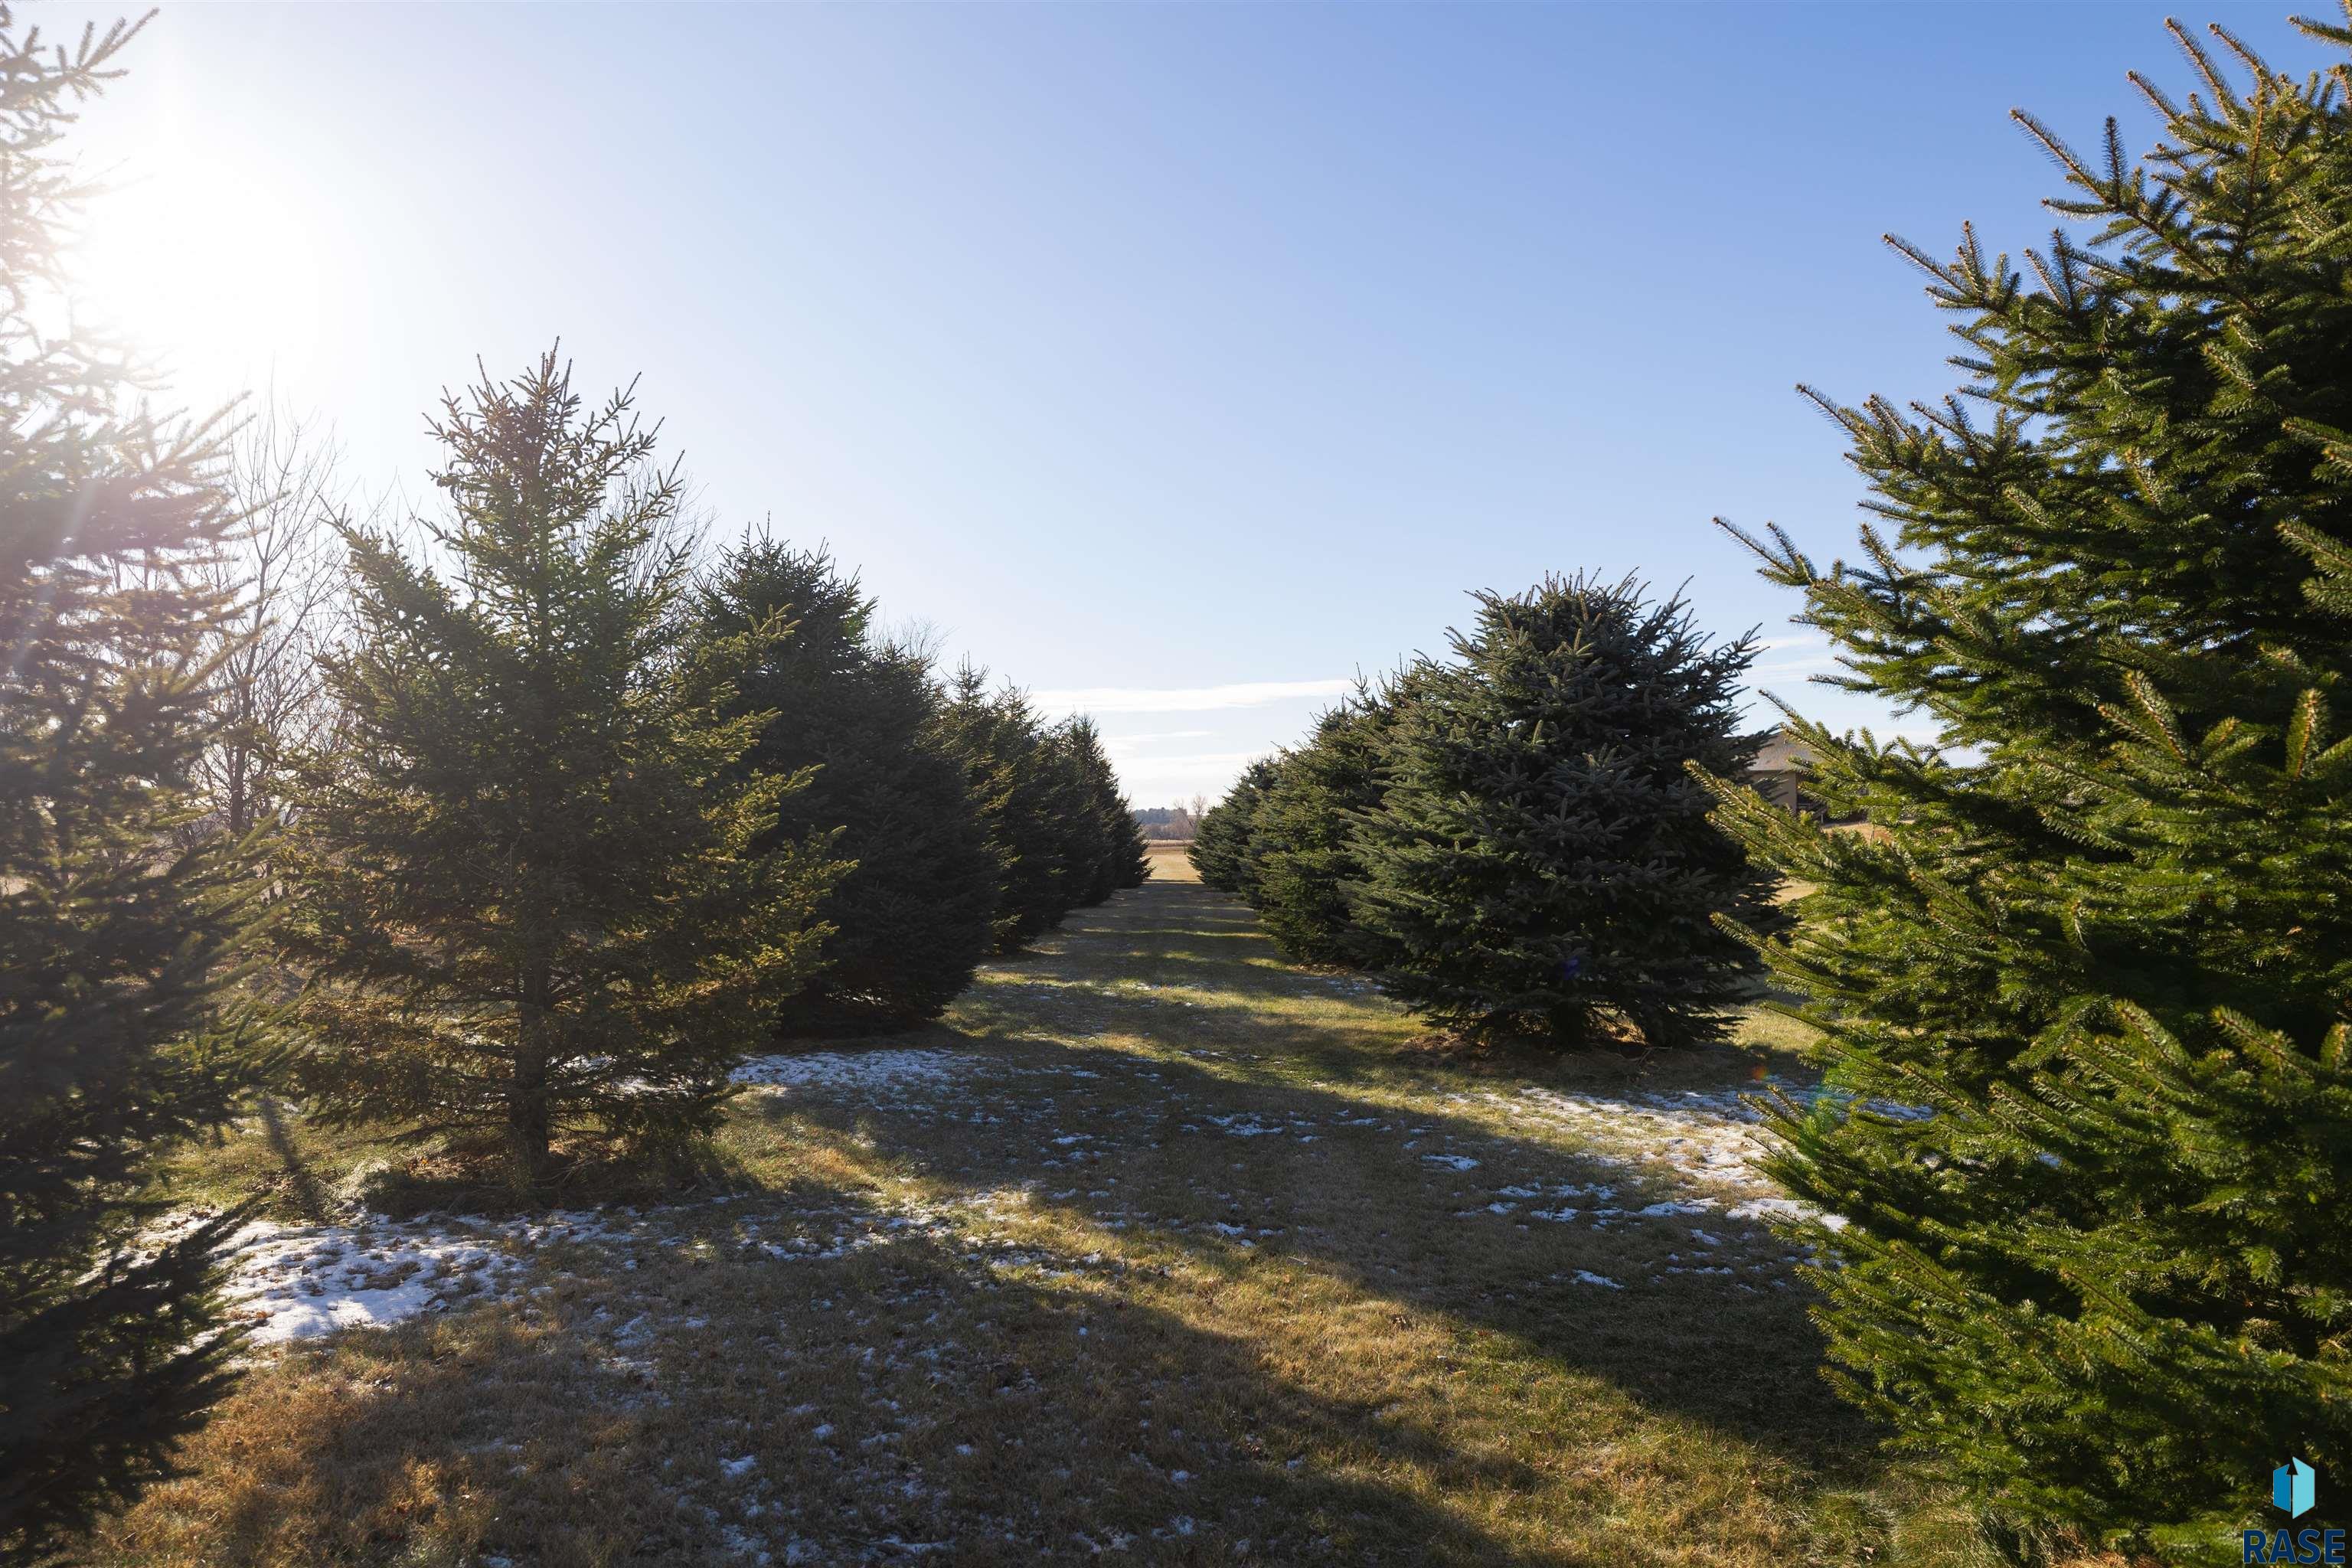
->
2247, 1460, 2340, 1562
2280, 1459, 2318, 1521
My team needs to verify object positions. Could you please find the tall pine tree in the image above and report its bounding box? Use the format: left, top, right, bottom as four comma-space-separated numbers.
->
931, 667, 1079, 952
286, 355, 838, 1185
1188, 758, 1280, 899
695, 540, 999, 1031
1355, 574, 1769, 1047
1057, 714, 1149, 906
0, 11, 275, 1553
1700, 15, 2352, 1551
1250, 680, 1401, 966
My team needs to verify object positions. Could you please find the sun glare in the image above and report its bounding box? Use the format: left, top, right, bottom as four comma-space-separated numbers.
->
71, 145, 328, 403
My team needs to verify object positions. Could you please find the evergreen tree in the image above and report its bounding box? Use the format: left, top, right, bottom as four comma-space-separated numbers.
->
1250, 681, 1400, 966
1057, 715, 1149, 906
1044, 718, 1115, 911
695, 540, 998, 1031
1699, 18, 2352, 1551
1188, 758, 1280, 898
1354, 574, 1769, 1047
285, 355, 837, 1185
1112, 805, 1152, 891
0, 12, 276, 1552
1112, 801, 1151, 891
932, 667, 1078, 952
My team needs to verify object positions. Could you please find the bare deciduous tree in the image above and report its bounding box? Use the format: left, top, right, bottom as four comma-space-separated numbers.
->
198, 405, 348, 835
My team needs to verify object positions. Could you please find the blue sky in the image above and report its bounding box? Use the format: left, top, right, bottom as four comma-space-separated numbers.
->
57, 2, 2334, 803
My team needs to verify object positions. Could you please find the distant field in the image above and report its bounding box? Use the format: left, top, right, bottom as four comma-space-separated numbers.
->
91, 862, 1998, 1568
1144, 840, 1195, 877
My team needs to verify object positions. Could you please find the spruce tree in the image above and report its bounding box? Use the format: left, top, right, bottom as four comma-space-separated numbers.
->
1187, 758, 1280, 898
1699, 17, 2352, 1550
1110, 799, 1152, 891
1250, 681, 1400, 966
1044, 718, 1115, 912
931, 667, 1078, 952
1354, 574, 1769, 1047
695, 540, 998, 1031
285, 355, 837, 1184
1056, 715, 1149, 906
0, 12, 275, 1553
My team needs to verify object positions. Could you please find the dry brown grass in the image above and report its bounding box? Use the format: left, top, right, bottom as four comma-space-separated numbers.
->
82, 843, 2001, 1568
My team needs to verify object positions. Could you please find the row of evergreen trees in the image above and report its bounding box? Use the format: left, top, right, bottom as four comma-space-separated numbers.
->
1193, 574, 1777, 1050
279, 361, 1146, 1186
1199, 15, 2352, 1556
694, 541, 1146, 1027
0, 15, 1145, 1553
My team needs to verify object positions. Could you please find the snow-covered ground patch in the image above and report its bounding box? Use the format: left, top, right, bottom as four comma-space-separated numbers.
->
1492, 1084, 1783, 1187
212, 1217, 529, 1344
733, 1049, 973, 1096
1482, 1084, 1887, 1238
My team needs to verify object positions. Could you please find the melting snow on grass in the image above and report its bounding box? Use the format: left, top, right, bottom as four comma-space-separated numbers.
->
732, 1049, 972, 1096
1482, 1084, 1896, 1237
1493, 1085, 1782, 1187
213, 1217, 530, 1344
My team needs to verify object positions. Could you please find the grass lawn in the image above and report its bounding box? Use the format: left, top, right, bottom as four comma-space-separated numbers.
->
84, 844, 2003, 1567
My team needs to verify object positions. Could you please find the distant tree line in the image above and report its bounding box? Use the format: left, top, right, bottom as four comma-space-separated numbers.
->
1132, 804, 1205, 841
1193, 573, 1778, 1050
0, 16, 1146, 1550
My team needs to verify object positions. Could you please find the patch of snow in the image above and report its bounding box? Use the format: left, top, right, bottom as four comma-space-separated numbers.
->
732, 1049, 971, 1096
720, 1524, 772, 1563
207, 1217, 528, 1345
1205, 1114, 1282, 1138
1421, 1154, 1479, 1171
1570, 1270, 1622, 1289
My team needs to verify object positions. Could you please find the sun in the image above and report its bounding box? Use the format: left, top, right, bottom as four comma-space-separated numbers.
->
69, 143, 328, 403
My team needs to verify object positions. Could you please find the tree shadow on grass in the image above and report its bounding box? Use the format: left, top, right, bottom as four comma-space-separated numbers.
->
740, 1041, 1870, 1476
737, 872, 1873, 1475
256, 1096, 337, 1225
96, 1223, 1610, 1567
113, 879, 1874, 1566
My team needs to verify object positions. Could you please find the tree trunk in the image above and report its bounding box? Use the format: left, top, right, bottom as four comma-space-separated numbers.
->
508, 962, 554, 1186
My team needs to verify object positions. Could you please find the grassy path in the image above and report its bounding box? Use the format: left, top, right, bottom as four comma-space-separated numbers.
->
93, 848, 1948, 1568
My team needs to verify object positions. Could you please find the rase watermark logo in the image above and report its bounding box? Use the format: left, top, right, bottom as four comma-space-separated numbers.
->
2246, 1458, 2341, 1564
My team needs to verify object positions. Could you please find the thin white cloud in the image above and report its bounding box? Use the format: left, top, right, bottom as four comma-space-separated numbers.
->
1111, 750, 1280, 803
1747, 652, 1847, 680
1031, 679, 1352, 717
1118, 750, 1275, 776
1104, 729, 1214, 754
